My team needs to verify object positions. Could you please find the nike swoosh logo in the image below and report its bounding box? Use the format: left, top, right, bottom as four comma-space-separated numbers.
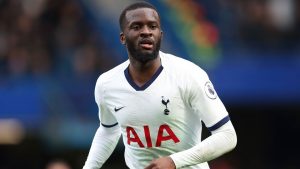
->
114, 106, 125, 112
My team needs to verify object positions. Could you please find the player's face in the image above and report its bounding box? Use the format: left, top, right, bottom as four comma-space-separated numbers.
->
120, 8, 163, 63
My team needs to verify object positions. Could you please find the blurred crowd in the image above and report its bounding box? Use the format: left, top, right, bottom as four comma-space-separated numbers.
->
211, 0, 300, 55
0, 0, 116, 79
0, 0, 116, 155
0, 0, 299, 79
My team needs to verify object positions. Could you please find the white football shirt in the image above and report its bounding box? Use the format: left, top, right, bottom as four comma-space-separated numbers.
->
95, 51, 230, 169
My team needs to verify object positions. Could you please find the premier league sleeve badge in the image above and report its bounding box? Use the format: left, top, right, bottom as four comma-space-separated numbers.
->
204, 81, 217, 99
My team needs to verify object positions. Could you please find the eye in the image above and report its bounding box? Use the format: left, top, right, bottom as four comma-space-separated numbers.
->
131, 24, 140, 30
149, 24, 158, 30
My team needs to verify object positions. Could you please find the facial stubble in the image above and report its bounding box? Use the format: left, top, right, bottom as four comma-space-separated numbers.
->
126, 37, 161, 64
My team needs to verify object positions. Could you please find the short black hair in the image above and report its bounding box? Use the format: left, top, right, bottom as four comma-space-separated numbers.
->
119, 1, 159, 31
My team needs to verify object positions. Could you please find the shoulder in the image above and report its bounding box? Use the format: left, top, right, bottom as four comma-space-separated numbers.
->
95, 60, 129, 89
160, 51, 208, 79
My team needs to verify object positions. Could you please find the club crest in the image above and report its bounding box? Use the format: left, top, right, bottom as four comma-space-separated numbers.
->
161, 96, 170, 115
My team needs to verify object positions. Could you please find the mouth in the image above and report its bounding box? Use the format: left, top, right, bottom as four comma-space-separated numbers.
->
139, 39, 154, 50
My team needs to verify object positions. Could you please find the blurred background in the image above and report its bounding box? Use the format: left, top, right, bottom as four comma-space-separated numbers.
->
0, 0, 299, 168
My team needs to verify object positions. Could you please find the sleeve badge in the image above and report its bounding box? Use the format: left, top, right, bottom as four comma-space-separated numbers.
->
204, 81, 217, 99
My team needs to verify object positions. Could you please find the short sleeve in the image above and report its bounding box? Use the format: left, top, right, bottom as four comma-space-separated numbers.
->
95, 77, 118, 127
186, 65, 229, 130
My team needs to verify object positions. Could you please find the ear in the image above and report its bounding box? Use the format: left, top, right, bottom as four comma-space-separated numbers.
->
120, 32, 126, 45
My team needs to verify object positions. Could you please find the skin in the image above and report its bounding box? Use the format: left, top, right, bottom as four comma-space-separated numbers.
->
144, 157, 176, 169
119, 8, 176, 169
45, 161, 71, 169
120, 8, 163, 87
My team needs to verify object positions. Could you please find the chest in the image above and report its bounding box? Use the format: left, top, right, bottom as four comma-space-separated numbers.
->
104, 82, 187, 127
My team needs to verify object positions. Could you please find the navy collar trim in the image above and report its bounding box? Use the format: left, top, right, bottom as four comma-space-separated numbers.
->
124, 65, 163, 91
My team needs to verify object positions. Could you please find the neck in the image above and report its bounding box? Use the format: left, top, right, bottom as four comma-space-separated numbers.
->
128, 56, 161, 87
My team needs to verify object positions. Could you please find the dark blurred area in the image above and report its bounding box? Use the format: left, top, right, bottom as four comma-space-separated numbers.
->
0, 0, 299, 169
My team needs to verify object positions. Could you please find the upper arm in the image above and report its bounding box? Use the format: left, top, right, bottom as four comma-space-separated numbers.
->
186, 65, 229, 130
95, 78, 118, 127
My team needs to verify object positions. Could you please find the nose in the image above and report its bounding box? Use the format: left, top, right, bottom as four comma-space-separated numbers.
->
140, 26, 152, 37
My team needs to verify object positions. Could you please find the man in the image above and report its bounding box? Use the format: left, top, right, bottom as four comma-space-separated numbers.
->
83, 1, 237, 169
